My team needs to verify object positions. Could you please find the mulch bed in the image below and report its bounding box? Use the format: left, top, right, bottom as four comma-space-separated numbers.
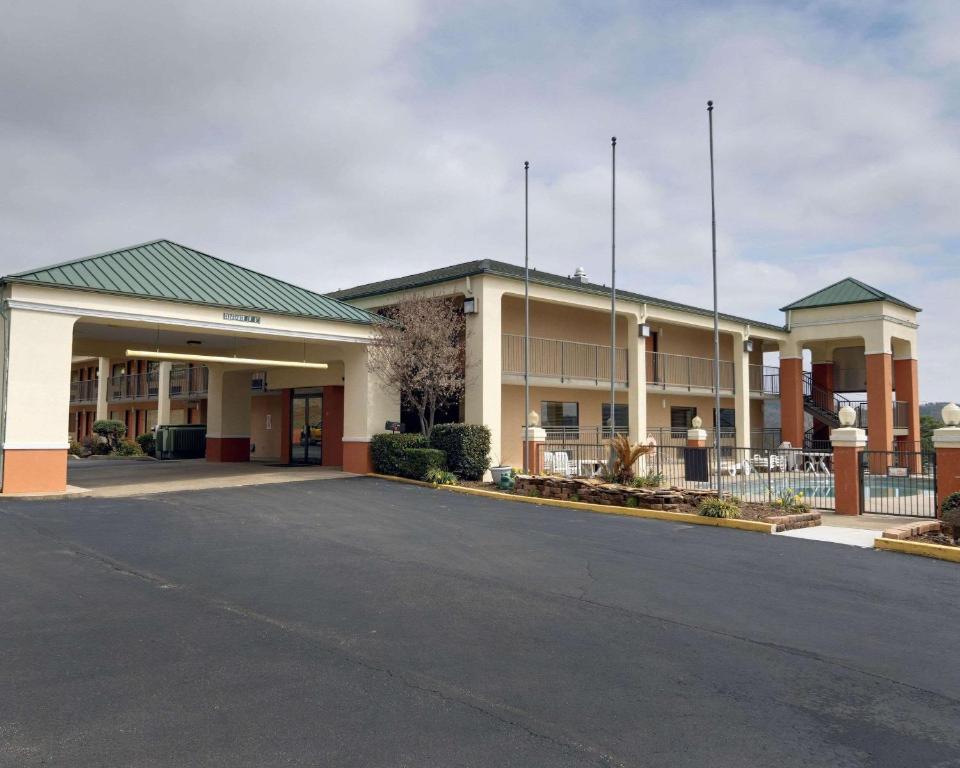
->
464, 475, 819, 531
914, 530, 960, 548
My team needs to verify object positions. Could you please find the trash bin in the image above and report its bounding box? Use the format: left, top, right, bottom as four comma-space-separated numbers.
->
683, 447, 709, 482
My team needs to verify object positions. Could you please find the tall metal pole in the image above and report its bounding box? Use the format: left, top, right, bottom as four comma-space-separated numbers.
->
610, 137, 617, 446
708, 101, 722, 493
523, 161, 530, 473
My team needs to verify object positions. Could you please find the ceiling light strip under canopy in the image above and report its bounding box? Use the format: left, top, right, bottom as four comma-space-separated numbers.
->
126, 350, 328, 369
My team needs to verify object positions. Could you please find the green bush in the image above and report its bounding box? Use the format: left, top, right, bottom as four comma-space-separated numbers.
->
429, 423, 491, 481
398, 448, 447, 480
136, 432, 156, 456
698, 497, 742, 519
370, 433, 429, 475
82, 434, 110, 455
773, 487, 809, 513
93, 419, 127, 451
424, 467, 458, 485
625, 496, 639, 508
69, 440, 86, 457
632, 471, 664, 489
115, 439, 144, 457
941, 492, 960, 543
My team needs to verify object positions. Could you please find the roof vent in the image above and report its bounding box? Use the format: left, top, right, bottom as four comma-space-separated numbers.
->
573, 266, 588, 283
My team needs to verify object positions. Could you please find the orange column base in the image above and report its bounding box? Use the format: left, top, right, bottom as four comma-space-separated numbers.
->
935, 446, 960, 514
2, 449, 68, 494
832, 445, 862, 516
343, 441, 373, 474
524, 440, 544, 474
205, 437, 250, 462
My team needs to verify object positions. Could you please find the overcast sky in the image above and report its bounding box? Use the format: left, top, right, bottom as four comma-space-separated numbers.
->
2, 0, 957, 399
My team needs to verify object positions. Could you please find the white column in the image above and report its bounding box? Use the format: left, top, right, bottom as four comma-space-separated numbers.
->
627, 314, 647, 446
343, 344, 400, 442
464, 276, 503, 469
205, 366, 252, 439
156, 361, 172, 426
96, 356, 110, 421
732, 332, 751, 448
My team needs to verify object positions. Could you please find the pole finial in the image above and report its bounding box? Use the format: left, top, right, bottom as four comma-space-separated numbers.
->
611, 136, 617, 145
707, 100, 713, 110
524, 161, 529, 169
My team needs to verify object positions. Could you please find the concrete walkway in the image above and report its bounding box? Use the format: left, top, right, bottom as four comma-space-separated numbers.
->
67, 458, 354, 497
777, 510, 923, 548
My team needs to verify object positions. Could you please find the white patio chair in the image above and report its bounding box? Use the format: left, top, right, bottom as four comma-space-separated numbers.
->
543, 451, 556, 475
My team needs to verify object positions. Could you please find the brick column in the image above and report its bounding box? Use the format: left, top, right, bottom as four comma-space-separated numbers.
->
932, 410, 960, 515
522, 426, 546, 475
686, 427, 707, 448
894, 357, 921, 472
779, 357, 804, 447
831, 426, 866, 516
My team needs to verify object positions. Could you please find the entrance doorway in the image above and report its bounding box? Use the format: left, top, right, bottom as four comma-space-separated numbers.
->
291, 392, 323, 465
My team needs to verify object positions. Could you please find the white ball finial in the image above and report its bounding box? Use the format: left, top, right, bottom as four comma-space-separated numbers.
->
943, 402, 960, 427
528, 410, 540, 427
838, 405, 857, 427
691, 415, 703, 429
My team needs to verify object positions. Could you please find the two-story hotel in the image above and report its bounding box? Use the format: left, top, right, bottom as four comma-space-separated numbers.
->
0, 240, 921, 494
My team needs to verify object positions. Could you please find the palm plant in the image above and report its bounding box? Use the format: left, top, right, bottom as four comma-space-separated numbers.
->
607, 434, 653, 484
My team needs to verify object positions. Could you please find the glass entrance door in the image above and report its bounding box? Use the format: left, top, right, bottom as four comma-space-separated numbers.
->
291, 393, 323, 465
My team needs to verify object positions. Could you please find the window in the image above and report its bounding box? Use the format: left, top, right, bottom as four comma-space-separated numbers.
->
601, 403, 629, 433
670, 406, 697, 436
713, 408, 737, 437
540, 401, 579, 428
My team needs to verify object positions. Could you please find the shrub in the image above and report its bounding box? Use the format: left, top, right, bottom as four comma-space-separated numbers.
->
698, 497, 742, 519
398, 448, 447, 481
115, 439, 144, 457
429, 423, 491, 481
773, 487, 809, 514
69, 440, 86, 457
424, 467, 458, 486
82, 434, 110, 455
92, 419, 127, 451
632, 471, 664, 489
941, 492, 960, 543
607, 434, 654, 484
370, 433, 429, 475
136, 432, 156, 456
625, 496, 639, 508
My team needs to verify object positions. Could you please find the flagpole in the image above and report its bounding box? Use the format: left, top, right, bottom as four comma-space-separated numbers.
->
610, 136, 617, 449
708, 101, 722, 493
523, 160, 530, 474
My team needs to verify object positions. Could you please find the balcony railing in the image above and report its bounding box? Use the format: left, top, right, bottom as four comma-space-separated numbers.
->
108, 371, 160, 402
69, 379, 98, 404
502, 334, 628, 385
169, 365, 209, 398
857, 401, 910, 431
647, 351, 733, 392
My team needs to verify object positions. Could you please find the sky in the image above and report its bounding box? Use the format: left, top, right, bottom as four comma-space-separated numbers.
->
1, 0, 958, 399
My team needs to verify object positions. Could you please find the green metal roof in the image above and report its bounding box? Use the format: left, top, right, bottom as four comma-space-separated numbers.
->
780, 277, 920, 313
330, 259, 787, 332
3, 239, 377, 324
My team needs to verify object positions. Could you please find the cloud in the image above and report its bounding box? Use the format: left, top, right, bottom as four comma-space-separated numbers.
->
0, 0, 956, 398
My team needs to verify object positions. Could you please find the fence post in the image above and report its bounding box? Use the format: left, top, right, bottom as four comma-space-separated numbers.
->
523, 425, 547, 476
831, 425, 866, 516
932, 403, 960, 516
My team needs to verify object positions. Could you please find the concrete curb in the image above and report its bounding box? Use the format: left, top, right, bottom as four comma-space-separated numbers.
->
366, 474, 776, 534
874, 536, 960, 563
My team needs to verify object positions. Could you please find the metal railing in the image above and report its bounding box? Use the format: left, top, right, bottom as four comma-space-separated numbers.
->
108, 371, 160, 402
855, 401, 910, 431
169, 365, 209, 398
69, 379, 98, 404
647, 351, 733, 392
542, 426, 781, 452
502, 333, 628, 384
749, 365, 780, 395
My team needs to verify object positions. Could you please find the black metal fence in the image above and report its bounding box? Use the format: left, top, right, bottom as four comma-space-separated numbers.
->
860, 450, 937, 517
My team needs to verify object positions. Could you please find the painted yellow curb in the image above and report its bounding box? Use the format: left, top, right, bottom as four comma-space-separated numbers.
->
874, 537, 960, 564
366, 473, 775, 533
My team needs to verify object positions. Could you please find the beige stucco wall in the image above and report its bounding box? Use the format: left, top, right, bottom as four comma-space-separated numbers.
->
501, 296, 628, 346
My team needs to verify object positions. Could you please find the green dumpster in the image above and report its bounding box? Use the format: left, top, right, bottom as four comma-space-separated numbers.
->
155, 424, 207, 460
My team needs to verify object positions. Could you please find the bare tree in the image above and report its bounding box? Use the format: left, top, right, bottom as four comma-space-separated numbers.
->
368, 295, 465, 437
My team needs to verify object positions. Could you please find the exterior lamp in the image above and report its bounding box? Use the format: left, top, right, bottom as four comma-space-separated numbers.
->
838, 405, 857, 427
943, 402, 960, 427
743, 339, 754, 353
639, 323, 651, 338
462, 297, 478, 314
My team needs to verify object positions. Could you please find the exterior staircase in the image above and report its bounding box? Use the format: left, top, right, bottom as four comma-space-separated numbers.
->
801, 371, 865, 449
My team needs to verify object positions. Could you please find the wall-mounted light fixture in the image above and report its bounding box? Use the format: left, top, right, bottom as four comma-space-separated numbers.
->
639, 323, 651, 338
743, 339, 754, 353
462, 297, 478, 314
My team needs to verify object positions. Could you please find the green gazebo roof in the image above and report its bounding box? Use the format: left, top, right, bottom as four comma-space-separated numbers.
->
780, 277, 920, 313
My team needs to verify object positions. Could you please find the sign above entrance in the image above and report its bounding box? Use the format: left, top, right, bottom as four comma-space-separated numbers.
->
223, 311, 261, 324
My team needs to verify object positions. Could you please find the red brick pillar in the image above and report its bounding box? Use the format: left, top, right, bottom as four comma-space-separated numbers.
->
831, 426, 866, 516
865, 353, 893, 467
933, 409, 960, 515
780, 357, 804, 447
523, 427, 546, 475
894, 357, 921, 472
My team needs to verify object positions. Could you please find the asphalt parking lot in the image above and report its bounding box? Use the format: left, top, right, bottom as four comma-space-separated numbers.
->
2, 476, 959, 767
